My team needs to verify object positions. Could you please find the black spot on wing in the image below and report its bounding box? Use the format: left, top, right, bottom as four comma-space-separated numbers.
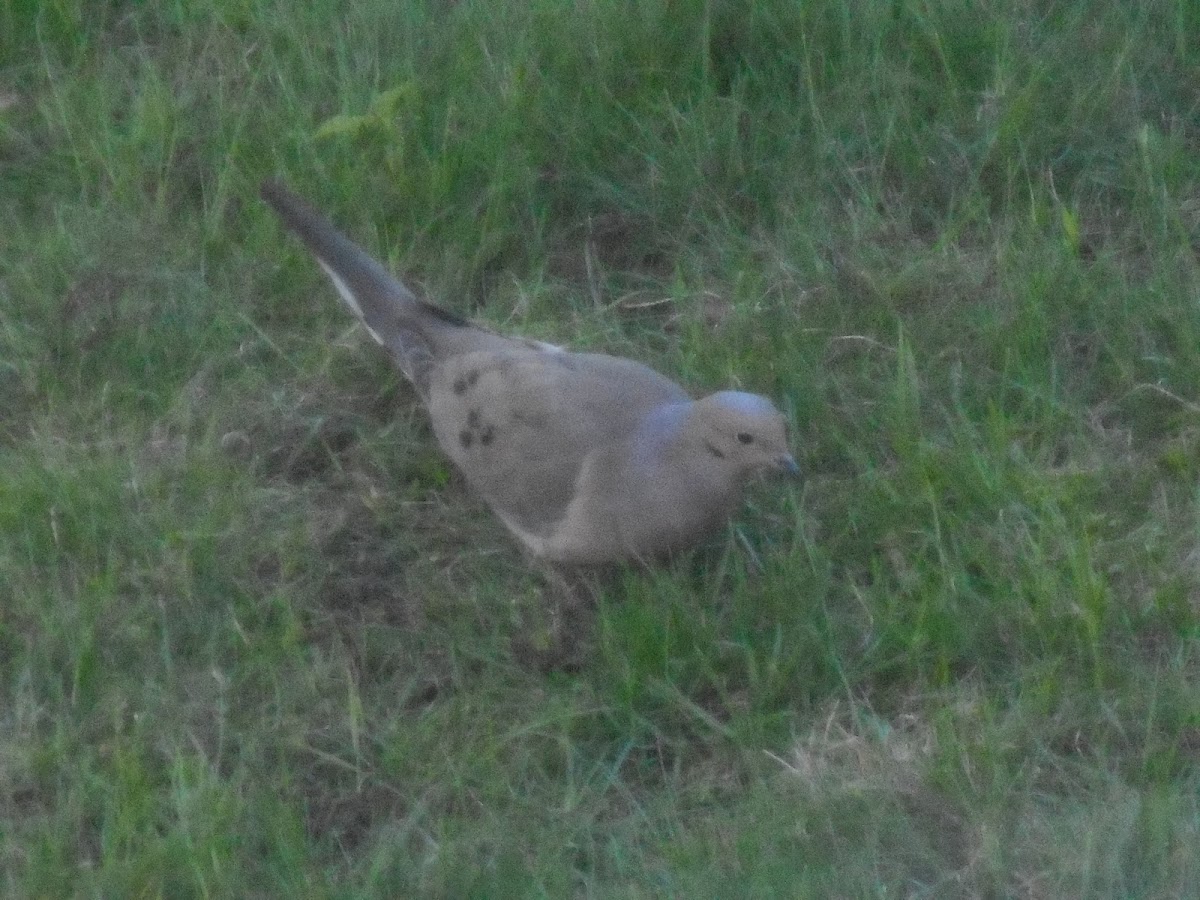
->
453, 368, 482, 396
704, 440, 726, 460
419, 299, 471, 328
458, 408, 498, 452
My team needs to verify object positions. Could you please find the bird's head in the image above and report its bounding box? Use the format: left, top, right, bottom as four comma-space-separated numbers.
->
692, 391, 798, 478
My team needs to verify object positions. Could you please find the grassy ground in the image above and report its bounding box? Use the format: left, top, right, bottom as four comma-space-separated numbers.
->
3, 0, 1199, 895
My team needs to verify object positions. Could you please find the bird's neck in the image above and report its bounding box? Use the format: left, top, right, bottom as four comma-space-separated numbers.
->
634, 404, 745, 503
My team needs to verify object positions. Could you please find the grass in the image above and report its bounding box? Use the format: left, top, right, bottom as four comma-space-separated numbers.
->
2, 0, 1199, 895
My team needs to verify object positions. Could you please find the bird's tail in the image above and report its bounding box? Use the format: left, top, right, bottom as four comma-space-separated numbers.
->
260, 180, 470, 387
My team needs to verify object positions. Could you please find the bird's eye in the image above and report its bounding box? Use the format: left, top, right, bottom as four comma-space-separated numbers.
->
736, 432, 754, 444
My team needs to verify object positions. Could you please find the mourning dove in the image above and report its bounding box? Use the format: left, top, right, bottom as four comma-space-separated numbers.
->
260, 181, 798, 564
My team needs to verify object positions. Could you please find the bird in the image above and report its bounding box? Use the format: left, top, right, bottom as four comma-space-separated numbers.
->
260, 180, 798, 565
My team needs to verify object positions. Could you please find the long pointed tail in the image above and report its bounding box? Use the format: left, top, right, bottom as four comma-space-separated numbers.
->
261, 180, 478, 385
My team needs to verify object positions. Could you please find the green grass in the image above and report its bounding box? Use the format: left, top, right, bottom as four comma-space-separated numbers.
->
3, 0, 1200, 895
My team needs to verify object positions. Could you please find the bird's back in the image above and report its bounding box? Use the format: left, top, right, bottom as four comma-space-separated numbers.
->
428, 348, 690, 539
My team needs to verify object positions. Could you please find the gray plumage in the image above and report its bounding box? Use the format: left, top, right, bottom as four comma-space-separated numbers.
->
261, 181, 798, 564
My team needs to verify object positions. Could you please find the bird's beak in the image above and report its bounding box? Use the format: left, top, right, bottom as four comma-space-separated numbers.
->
777, 454, 800, 477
